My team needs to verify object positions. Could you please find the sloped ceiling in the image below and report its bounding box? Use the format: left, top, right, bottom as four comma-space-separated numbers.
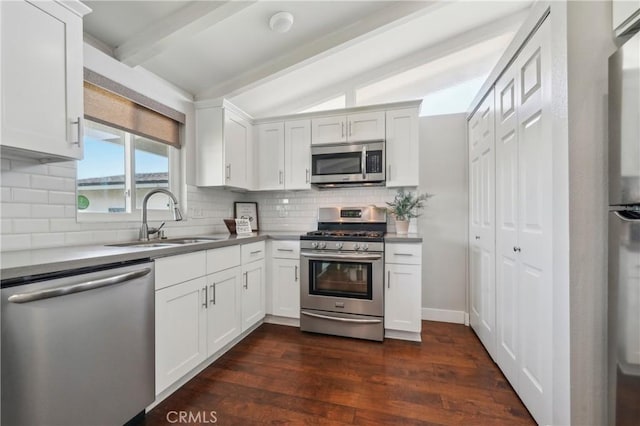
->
82, 0, 532, 117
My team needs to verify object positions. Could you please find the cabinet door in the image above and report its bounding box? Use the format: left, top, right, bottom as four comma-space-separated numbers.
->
256, 122, 285, 190
384, 263, 421, 333
385, 108, 419, 187
311, 116, 346, 145
285, 119, 311, 189
347, 111, 385, 142
271, 258, 300, 318
241, 259, 265, 331
224, 110, 250, 189
207, 267, 242, 357
155, 277, 207, 394
468, 90, 497, 361
1, 0, 85, 161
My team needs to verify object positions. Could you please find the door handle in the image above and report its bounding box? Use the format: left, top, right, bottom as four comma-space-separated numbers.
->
361, 146, 367, 179
8, 268, 151, 304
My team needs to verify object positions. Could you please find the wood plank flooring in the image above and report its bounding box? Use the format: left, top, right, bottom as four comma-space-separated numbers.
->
143, 321, 534, 425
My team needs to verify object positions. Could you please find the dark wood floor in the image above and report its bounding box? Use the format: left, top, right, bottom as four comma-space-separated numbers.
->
144, 321, 535, 425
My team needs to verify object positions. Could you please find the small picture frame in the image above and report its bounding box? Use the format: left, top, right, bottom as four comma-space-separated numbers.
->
234, 202, 259, 231
235, 218, 252, 235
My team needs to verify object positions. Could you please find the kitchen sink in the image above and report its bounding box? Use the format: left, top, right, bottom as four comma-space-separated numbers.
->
107, 237, 221, 248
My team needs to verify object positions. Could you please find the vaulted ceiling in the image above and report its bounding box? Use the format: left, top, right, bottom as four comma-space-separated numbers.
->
82, 0, 532, 117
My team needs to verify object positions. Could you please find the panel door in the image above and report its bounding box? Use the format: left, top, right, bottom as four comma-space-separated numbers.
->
207, 267, 242, 356
242, 259, 266, 331
514, 18, 553, 425
311, 116, 346, 145
271, 258, 300, 318
285, 119, 311, 190
224, 110, 249, 189
347, 111, 385, 142
155, 277, 207, 394
495, 64, 520, 388
468, 89, 497, 360
256, 122, 285, 190
1, 0, 84, 160
386, 108, 419, 187
384, 263, 421, 333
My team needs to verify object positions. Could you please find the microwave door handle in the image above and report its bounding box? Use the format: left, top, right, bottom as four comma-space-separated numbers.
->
361, 146, 366, 179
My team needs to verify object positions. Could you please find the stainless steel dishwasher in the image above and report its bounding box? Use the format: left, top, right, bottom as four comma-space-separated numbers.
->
1, 260, 155, 426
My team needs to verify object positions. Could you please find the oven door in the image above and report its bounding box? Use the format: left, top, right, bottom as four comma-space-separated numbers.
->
300, 250, 383, 317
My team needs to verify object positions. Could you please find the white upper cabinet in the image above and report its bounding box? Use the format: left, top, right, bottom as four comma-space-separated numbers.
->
613, 0, 640, 35
196, 105, 253, 190
0, 0, 90, 162
284, 120, 311, 190
256, 122, 285, 190
255, 119, 311, 191
311, 111, 385, 145
385, 107, 420, 187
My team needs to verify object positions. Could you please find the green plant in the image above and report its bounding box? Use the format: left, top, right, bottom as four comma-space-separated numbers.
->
386, 189, 433, 221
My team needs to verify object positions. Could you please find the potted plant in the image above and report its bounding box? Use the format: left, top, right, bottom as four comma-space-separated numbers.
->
386, 189, 433, 234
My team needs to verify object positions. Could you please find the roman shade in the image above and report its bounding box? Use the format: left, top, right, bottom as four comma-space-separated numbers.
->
83, 69, 185, 148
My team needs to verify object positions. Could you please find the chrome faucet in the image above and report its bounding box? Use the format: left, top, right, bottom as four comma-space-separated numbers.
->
139, 188, 183, 241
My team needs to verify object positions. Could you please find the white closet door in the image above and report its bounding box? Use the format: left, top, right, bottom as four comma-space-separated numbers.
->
515, 18, 553, 425
468, 89, 496, 360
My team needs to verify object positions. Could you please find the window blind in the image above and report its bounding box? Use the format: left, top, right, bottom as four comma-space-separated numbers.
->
83, 69, 185, 149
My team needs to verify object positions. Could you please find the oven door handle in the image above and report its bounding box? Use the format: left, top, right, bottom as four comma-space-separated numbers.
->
301, 252, 382, 261
301, 311, 382, 324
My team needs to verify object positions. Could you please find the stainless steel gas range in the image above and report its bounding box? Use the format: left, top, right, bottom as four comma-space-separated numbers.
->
300, 206, 386, 341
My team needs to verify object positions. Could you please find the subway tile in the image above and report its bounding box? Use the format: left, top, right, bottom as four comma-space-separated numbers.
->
31, 232, 65, 249
31, 204, 65, 218
1, 171, 30, 188
49, 191, 76, 205
1, 203, 31, 218
64, 205, 77, 217
10, 159, 49, 175
49, 218, 80, 232
31, 174, 67, 191
1, 159, 10, 171
1, 234, 31, 251
1, 219, 12, 233
1, 187, 11, 201
64, 231, 94, 246
13, 218, 49, 234
48, 164, 77, 178
12, 188, 48, 203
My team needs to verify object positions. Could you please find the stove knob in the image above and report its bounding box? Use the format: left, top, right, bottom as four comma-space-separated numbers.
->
311, 242, 318, 249
362, 244, 369, 251
319, 242, 327, 249
353, 243, 361, 251
336, 242, 344, 250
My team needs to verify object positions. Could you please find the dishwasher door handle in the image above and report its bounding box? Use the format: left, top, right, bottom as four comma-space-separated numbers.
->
8, 268, 152, 304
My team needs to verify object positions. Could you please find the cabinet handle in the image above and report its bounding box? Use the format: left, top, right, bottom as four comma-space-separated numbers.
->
202, 286, 208, 308
388, 165, 391, 180
361, 145, 367, 179
225, 164, 231, 180
210, 284, 215, 305
349, 121, 352, 137
71, 116, 83, 147
387, 270, 391, 289
394, 253, 413, 257
475, 236, 480, 240
513, 246, 521, 253
243, 272, 248, 289
295, 265, 298, 282
250, 250, 262, 255
341, 122, 345, 138
279, 170, 284, 185
306, 168, 310, 183
277, 248, 294, 252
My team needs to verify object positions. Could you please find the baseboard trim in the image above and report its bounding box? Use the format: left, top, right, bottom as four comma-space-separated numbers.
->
422, 308, 466, 324
385, 329, 421, 342
264, 314, 300, 327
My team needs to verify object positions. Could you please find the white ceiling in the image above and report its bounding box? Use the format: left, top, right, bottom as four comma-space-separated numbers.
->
82, 0, 532, 118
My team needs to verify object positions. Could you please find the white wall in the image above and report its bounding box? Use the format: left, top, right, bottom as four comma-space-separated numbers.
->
418, 114, 468, 322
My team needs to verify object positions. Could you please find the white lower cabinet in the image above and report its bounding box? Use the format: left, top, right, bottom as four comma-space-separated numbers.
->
155, 276, 207, 394
206, 266, 242, 357
154, 241, 266, 397
384, 243, 422, 340
270, 240, 300, 319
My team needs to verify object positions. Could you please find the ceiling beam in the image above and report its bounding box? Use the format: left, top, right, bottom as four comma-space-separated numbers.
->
247, 7, 529, 117
115, 1, 257, 67
196, 0, 448, 101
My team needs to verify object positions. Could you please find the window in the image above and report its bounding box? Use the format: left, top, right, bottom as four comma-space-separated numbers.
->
78, 120, 178, 219
78, 70, 185, 221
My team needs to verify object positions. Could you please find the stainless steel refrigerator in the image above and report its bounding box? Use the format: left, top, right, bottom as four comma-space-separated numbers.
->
608, 29, 640, 426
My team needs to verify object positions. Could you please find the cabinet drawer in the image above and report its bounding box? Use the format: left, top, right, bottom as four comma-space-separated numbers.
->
385, 243, 422, 265
242, 241, 266, 263
207, 245, 241, 274
155, 251, 207, 290
271, 240, 300, 259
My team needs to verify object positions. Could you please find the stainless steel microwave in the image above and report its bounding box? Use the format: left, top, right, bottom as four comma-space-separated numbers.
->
310, 140, 385, 186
